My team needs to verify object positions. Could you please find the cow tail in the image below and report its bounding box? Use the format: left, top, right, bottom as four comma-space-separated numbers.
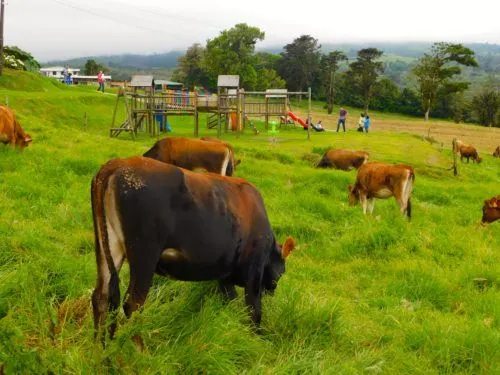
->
407, 198, 412, 220
225, 148, 234, 176
406, 170, 415, 220
91, 166, 121, 338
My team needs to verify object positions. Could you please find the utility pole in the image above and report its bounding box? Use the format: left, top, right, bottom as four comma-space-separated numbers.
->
0, 0, 5, 76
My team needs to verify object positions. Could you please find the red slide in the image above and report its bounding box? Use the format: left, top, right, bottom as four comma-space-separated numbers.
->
288, 111, 308, 129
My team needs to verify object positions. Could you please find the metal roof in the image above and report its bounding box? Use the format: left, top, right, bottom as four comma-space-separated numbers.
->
130, 75, 154, 87
155, 80, 183, 86
217, 75, 239, 88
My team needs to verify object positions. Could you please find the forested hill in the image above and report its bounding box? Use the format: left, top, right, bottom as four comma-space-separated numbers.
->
43, 42, 500, 71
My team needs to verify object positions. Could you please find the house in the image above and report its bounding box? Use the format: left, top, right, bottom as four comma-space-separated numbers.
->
39, 66, 111, 86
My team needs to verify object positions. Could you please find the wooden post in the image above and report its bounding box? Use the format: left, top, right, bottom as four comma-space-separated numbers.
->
265, 96, 269, 130
194, 92, 199, 137
110, 90, 121, 130
236, 89, 241, 138
284, 95, 289, 127
307, 87, 312, 140
242, 91, 246, 130
217, 86, 221, 138
452, 138, 458, 176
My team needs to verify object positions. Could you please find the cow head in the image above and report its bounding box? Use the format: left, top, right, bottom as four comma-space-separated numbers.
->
476, 156, 482, 164
17, 133, 32, 149
348, 184, 359, 206
262, 236, 296, 294
482, 197, 500, 224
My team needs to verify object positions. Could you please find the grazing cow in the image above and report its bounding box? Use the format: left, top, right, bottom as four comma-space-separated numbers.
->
348, 162, 415, 219
482, 196, 500, 224
91, 156, 296, 340
0, 106, 32, 149
459, 145, 482, 163
143, 137, 240, 176
316, 149, 369, 171
493, 146, 500, 158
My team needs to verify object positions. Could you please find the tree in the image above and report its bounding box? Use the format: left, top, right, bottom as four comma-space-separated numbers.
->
321, 51, 347, 114
2, 46, 40, 72
253, 68, 286, 91
171, 43, 211, 89
277, 35, 321, 94
84, 59, 108, 75
412, 42, 478, 121
348, 48, 384, 114
202, 23, 265, 89
472, 87, 499, 127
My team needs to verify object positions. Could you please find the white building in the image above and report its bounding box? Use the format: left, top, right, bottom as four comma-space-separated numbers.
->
39, 66, 111, 85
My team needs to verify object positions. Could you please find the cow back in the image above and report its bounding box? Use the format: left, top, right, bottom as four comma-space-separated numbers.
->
318, 149, 369, 170
356, 162, 414, 192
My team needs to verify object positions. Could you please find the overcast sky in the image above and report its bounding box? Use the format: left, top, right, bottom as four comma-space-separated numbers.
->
5, 0, 500, 61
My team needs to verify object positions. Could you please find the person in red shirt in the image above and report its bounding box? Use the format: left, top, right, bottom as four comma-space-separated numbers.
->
97, 71, 105, 93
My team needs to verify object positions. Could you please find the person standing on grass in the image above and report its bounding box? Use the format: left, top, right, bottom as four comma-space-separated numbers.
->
97, 71, 105, 93
357, 113, 365, 132
364, 115, 371, 133
337, 107, 348, 132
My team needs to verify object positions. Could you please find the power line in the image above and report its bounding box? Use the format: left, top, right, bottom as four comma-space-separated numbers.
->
48, 0, 187, 38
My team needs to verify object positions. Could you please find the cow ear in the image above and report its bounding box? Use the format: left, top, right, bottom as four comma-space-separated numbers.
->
235, 159, 241, 167
25, 135, 32, 143
281, 236, 296, 259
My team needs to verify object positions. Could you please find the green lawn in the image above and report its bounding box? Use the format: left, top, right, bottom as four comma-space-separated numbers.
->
0, 70, 499, 374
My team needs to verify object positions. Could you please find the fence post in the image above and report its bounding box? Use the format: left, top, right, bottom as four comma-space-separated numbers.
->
307, 87, 312, 140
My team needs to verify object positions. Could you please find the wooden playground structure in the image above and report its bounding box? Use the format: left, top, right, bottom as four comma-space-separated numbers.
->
110, 75, 313, 139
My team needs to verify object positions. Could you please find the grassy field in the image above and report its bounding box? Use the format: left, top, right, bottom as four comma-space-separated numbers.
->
0, 70, 499, 374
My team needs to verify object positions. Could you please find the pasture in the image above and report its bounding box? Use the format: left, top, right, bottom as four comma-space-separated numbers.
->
0, 70, 499, 374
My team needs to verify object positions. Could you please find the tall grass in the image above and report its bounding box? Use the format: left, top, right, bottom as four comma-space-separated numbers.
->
0, 70, 499, 373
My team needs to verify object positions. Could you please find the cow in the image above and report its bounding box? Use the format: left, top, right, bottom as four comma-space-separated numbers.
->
91, 156, 296, 341
143, 137, 240, 176
0, 106, 32, 150
482, 196, 500, 224
316, 149, 369, 171
459, 145, 482, 163
493, 146, 500, 158
348, 162, 415, 219
453, 139, 465, 154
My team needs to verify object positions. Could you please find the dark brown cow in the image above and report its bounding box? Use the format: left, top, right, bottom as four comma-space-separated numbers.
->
143, 137, 239, 176
0, 106, 32, 149
91, 156, 296, 340
493, 146, 500, 158
348, 162, 415, 219
316, 149, 369, 170
459, 145, 482, 163
482, 196, 500, 224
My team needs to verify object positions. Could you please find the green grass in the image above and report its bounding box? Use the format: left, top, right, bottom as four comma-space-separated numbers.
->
0, 70, 499, 374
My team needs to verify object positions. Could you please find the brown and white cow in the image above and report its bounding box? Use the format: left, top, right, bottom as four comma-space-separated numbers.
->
348, 162, 415, 219
91, 156, 295, 341
493, 146, 500, 158
482, 196, 500, 224
143, 137, 240, 176
316, 149, 369, 171
459, 145, 482, 164
0, 106, 32, 149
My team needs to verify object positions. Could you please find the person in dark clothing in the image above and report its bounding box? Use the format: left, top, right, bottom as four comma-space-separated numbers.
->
337, 108, 347, 132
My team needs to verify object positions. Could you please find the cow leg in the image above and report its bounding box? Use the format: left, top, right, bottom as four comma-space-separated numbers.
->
219, 280, 237, 300
360, 194, 368, 215
367, 198, 375, 214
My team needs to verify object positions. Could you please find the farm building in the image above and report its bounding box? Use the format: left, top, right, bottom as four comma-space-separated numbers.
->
39, 66, 111, 85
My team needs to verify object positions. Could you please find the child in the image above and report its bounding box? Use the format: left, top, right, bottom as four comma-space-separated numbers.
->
364, 115, 371, 133
357, 113, 365, 132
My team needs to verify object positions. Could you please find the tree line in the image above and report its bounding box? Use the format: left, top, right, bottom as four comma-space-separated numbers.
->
171, 24, 499, 127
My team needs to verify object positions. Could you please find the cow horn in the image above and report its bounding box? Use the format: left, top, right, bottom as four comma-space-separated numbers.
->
281, 236, 296, 259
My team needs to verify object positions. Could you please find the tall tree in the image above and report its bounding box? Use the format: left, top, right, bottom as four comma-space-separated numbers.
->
202, 23, 265, 89
277, 35, 321, 94
412, 42, 478, 121
321, 51, 347, 114
84, 59, 108, 75
171, 43, 211, 89
348, 48, 384, 114
472, 87, 499, 127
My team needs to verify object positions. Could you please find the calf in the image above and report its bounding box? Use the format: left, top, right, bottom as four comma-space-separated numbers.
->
493, 146, 500, 158
459, 145, 482, 163
482, 196, 500, 224
316, 149, 369, 171
348, 162, 415, 219
143, 137, 239, 176
0, 106, 32, 149
91, 157, 295, 340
